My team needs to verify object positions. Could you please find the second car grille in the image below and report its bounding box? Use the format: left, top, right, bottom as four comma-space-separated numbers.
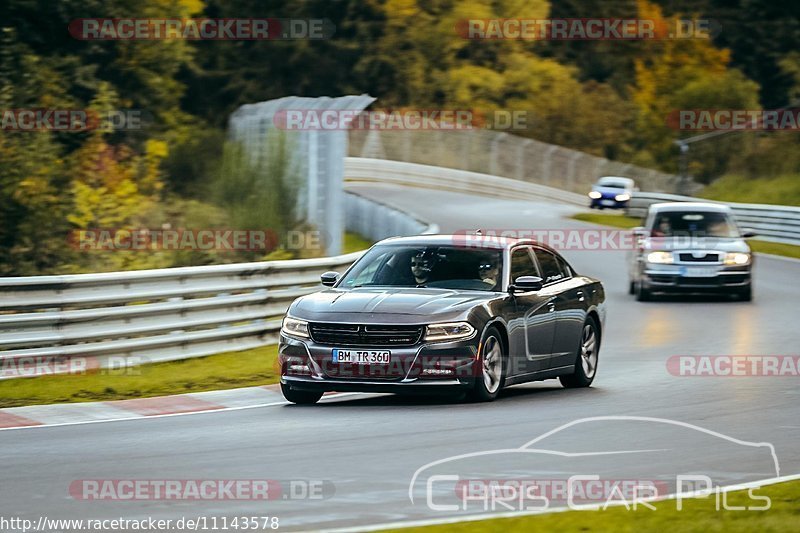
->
678, 252, 721, 263
308, 323, 423, 346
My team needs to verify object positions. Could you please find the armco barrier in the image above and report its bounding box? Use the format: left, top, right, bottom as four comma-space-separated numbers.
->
343, 158, 799, 245
344, 157, 586, 206
627, 192, 800, 245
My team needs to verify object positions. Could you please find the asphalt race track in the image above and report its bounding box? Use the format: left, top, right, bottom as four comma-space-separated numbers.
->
2, 183, 798, 531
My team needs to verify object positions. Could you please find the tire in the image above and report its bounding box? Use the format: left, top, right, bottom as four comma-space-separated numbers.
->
628, 280, 635, 295
468, 327, 506, 402
281, 382, 323, 405
560, 317, 600, 388
635, 280, 651, 301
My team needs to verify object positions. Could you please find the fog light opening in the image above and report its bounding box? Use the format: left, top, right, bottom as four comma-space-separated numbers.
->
287, 364, 311, 375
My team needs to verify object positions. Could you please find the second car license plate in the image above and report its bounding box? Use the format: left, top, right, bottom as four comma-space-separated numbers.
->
681, 266, 717, 277
332, 349, 391, 364
601, 199, 615, 206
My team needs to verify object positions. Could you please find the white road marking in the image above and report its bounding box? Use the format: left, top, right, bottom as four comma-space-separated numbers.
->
0, 392, 368, 432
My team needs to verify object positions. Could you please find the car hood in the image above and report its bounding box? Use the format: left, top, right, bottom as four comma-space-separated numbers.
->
290, 287, 499, 322
644, 236, 750, 253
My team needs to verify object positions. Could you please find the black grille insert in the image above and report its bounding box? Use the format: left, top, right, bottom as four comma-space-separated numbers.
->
678, 253, 721, 263
309, 323, 423, 346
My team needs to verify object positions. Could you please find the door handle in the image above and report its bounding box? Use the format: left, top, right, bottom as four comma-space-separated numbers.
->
576, 291, 585, 302
547, 301, 556, 312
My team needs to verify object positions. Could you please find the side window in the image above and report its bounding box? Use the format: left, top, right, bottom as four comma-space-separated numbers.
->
510, 247, 538, 282
556, 256, 573, 279
534, 249, 566, 284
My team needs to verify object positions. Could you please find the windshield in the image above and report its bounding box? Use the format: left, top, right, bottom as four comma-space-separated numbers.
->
339, 245, 504, 292
597, 181, 628, 189
650, 211, 740, 238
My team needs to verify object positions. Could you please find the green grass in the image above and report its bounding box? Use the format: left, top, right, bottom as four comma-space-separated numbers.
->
572, 212, 642, 229
747, 240, 800, 260
344, 231, 373, 253
390, 479, 800, 532
571, 213, 800, 260
697, 174, 800, 207
0, 345, 280, 408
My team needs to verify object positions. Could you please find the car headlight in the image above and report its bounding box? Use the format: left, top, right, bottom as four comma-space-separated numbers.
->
615, 194, 630, 202
424, 322, 476, 342
725, 252, 751, 265
281, 316, 309, 338
647, 251, 673, 264
588, 191, 602, 199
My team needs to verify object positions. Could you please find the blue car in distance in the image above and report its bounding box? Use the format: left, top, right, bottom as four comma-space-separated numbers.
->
588, 176, 636, 210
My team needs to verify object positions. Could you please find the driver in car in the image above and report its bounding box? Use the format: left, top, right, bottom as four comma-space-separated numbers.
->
410, 253, 433, 286
479, 260, 499, 288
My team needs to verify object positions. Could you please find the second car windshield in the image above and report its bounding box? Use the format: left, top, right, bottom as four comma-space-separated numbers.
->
339, 245, 504, 291
650, 211, 739, 238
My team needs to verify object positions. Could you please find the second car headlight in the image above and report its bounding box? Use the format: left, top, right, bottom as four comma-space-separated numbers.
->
424, 322, 476, 342
281, 316, 310, 338
615, 194, 631, 202
725, 252, 751, 265
588, 191, 602, 199
647, 251, 674, 264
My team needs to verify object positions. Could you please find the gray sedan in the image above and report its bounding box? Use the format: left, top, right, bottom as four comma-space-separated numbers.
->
629, 202, 755, 301
278, 234, 606, 404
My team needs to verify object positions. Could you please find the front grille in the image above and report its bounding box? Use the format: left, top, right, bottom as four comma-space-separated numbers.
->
678, 252, 721, 263
309, 323, 423, 347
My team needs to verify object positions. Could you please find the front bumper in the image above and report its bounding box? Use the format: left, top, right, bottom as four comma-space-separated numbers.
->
642, 263, 751, 291
590, 197, 629, 209
279, 334, 480, 394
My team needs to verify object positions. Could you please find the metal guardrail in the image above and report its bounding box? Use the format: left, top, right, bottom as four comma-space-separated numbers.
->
0, 191, 432, 377
349, 128, 688, 194
344, 157, 587, 206
626, 193, 800, 245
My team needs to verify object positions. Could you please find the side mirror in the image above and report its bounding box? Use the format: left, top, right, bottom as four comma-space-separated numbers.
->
741, 228, 758, 239
320, 271, 340, 287
509, 276, 543, 293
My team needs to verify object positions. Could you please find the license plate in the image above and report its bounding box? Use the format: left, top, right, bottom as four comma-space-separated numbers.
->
332, 349, 391, 364
681, 266, 717, 277
601, 199, 615, 206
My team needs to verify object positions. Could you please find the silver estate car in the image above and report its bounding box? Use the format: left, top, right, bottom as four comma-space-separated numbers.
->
629, 202, 756, 301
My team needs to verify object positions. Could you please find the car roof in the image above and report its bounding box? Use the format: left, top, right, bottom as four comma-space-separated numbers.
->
597, 176, 634, 185
376, 234, 559, 253
649, 201, 731, 213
